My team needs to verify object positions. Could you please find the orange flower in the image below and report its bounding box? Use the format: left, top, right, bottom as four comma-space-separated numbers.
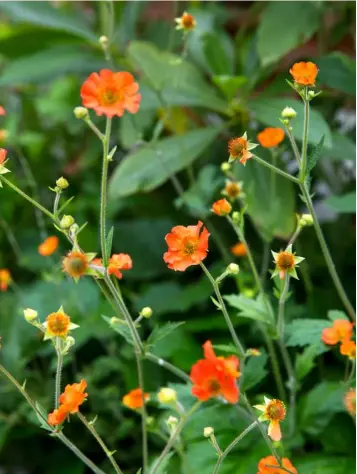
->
228, 132, 258, 165
254, 397, 286, 441
163, 221, 210, 271
344, 388, 356, 417
257, 128, 285, 148
59, 379, 87, 413
81, 69, 141, 118
272, 245, 304, 280
108, 253, 133, 279
321, 319, 353, 346
231, 242, 247, 257
47, 405, 68, 426
122, 388, 150, 410
257, 456, 298, 474
38, 236, 59, 256
340, 339, 356, 359
289, 61, 318, 86
0, 106, 5, 116
62, 251, 89, 278
190, 340, 240, 404
45, 311, 70, 338
0, 268, 11, 292
212, 198, 232, 216
222, 180, 243, 200
0, 148, 7, 165
175, 12, 196, 31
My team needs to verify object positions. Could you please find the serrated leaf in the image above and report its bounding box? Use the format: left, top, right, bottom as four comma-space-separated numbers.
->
224, 294, 274, 324
105, 227, 114, 263
242, 350, 268, 391
327, 310, 349, 321
285, 319, 330, 348
102, 315, 134, 346
147, 322, 185, 347
306, 135, 325, 175
295, 344, 321, 382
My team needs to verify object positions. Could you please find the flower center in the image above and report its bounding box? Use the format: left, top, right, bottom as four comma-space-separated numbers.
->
101, 89, 118, 105
183, 239, 198, 256
276, 252, 295, 271
226, 183, 240, 197
70, 257, 88, 273
208, 379, 221, 394
182, 14, 194, 28
266, 400, 286, 421
47, 312, 70, 336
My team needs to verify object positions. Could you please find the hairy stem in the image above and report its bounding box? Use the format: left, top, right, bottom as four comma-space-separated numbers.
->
145, 352, 191, 383
299, 92, 310, 180
252, 155, 300, 184
284, 125, 301, 167
55, 338, 63, 409
100, 118, 112, 266
135, 351, 148, 473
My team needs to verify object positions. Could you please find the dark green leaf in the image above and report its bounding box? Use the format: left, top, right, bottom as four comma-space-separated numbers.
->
324, 192, 356, 214
212, 75, 249, 101
295, 344, 320, 382
224, 294, 274, 324
147, 322, 185, 347
242, 351, 268, 391
202, 32, 232, 75
323, 132, 356, 162
105, 227, 114, 262
317, 52, 356, 95
285, 319, 331, 348
306, 135, 325, 175
295, 455, 355, 474
102, 315, 134, 346
328, 310, 349, 321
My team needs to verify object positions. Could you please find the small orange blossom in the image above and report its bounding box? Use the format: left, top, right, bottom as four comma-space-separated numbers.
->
59, 379, 88, 413
257, 455, 297, 474
212, 198, 232, 216
321, 319, 353, 346
122, 388, 150, 409
257, 128, 284, 148
231, 242, 247, 257
254, 397, 286, 441
289, 61, 318, 86
38, 236, 59, 256
0, 268, 11, 292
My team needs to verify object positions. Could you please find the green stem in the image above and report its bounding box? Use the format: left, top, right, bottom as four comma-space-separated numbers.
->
300, 184, 355, 321
145, 352, 191, 383
100, 118, 112, 266
55, 338, 63, 409
252, 155, 300, 185
77, 412, 124, 474
53, 192, 61, 217
277, 276, 290, 338
0, 175, 54, 220
299, 92, 310, 181
288, 225, 302, 248
262, 332, 287, 402
212, 421, 258, 474
270, 150, 277, 199
85, 117, 105, 141
284, 126, 301, 167
345, 359, 356, 385
135, 350, 148, 473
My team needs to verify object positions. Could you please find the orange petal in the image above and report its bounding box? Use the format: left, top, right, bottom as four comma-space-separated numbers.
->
268, 420, 281, 441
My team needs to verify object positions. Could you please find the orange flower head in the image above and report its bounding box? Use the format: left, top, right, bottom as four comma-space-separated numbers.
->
231, 242, 247, 257
257, 128, 285, 148
190, 340, 240, 404
122, 388, 150, 410
38, 236, 59, 256
163, 221, 210, 271
0, 268, 11, 292
344, 388, 356, 418
222, 180, 242, 200
45, 311, 71, 338
59, 379, 87, 413
175, 12, 196, 31
81, 69, 141, 118
321, 319, 354, 346
228, 134, 254, 165
340, 339, 356, 360
255, 397, 286, 441
108, 253, 133, 279
257, 456, 298, 474
0, 106, 5, 116
0, 148, 7, 165
47, 405, 68, 426
63, 251, 89, 278
212, 198, 232, 216
272, 245, 304, 280
289, 61, 318, 86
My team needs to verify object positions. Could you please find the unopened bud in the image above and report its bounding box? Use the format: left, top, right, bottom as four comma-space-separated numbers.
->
282, 119, 290, 126
246, 348, 261, 357
232, 211, 240, 224
140, 307, 153, 319
56, 177, 69, 190
167, 416, 178, 428
243, 288, 255, 298
227, 263, 239, 275
299, 213, 313, 227
204, 427, 214, 438
110, 317, 121, 325
24, 308, 38, 322
221, 162, 231, 173
60, 215, 75, 230
99, 35, 109, 47
74, 106, 89, 120
308, 91, 315, 100
157, 387, 177, 404
281, 107, 297, 119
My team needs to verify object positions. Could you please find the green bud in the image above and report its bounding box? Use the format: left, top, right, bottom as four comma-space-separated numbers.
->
232, 211, 240, 224
56, 177, 69, 190
74, 106, 89, 120
60, 215, 75, 230
24, 308, 38, 322
220, 162, 231, 173
99, 35, 109, 47
140, 307, 153, 319
281, 107, 297, 119
204, 427, 214, 438
227, 263, 240, 275
299, 213, 313, 227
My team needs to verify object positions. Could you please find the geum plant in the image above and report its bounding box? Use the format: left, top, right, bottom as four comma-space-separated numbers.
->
0, 13, 355, 474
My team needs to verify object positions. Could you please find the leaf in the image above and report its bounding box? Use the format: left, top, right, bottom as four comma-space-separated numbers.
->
147, 322, 185, 347
149, 452, 174, 474
306, 135, 325, 175
109, 127, 221, 198
35, 402, 52, 432
242, 351, 268, 391
327, 310, 349, 322
324, 192, 356, 214
0, 1, 96, 41
295, 344, 320, 382
257, 2, 321, 67
212, 75, 249, 101
202, 32, 233, 75
224, 294, 274, 324
285, 319, 330, 348
213, 343, 239, 355
250, 97, 332, 148
105, 227, 114, 262
323, 132, 356, 162
294, 455, 355, 474
102, 315, 134, 346
317, 52, 356, 95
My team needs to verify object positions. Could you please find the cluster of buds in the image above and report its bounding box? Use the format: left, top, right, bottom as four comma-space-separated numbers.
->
280, 106, 297, 127
299, 214, 313, 227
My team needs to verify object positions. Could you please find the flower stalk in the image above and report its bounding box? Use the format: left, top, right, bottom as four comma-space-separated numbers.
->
55, 337, 64, 409
100, 117, 112, 267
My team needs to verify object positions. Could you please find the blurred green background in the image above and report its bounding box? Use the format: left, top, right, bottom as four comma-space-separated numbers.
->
0, 1, 355, 473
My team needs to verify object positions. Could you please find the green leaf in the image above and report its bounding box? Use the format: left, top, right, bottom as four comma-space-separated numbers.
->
250, 97, 332, 148
242, 351, 268, 391
35, 402, 52, 432
320, 414, 356, 455
213, 343, 239, 355
257, 2, 321, 67
317, 52, 356, 95
324, 192, 356, 214
323, 132, 356, 162
147, 322, 185, 347
202, 32, 232, 75
328, 310, 349, 321
285, 319, 330, 348
306, 135, 325, 175
105, 227, 114, 262
224, 294, 274, 324
295, 455, 355, 474
295, 344, 320, 382
109, 127, 221, 198
102, 315, 134, 346
212, 75, 249, 101
0, 1, 96, 41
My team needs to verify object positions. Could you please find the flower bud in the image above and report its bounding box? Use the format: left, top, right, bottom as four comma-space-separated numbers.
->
282, 119, 290, 126
99, 35, 109, 47
74, 106, 89, 120
204, 427, 214, 438
232, 211, 240, 224
308, 90, 315, 100
281, 107, 297, 119
246, 348, 261, 357
56, 177, 69, 190
110, 317, 121, 325
220, 162, 231, 173
242, 288, 255, 298
227, 263, 239, 275
157, 387, 177, 404
140, 307, 153, 319
167, 416, 178, 429
60, 215, 75, 230
146, 416, 155, 427
24, 308, 38, 322
299, 213, 313, 227
70, 223, 80, 236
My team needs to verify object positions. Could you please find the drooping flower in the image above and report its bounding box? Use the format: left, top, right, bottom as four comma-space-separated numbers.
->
0, 268, 11, 292
340, 339, 356, 359
175, 12, 196, 31
228, 132, 258, 165
254, 397, 286, 441
190, 340, 240, 404
0, 106, 5, 116
212, 198, 232, 216
47, 405, 68, 426
289, 61, 318, 87
257, 128, 285, 148
59, 379, 88, 413
321, 319, 354, 346
43, 306, 79, 340
122, 388, 150, 410
38, 236, 59, 256
344, 388, 356, 418
231, 242, 247, 257
257, 455, 297, 474
222, 180, 243, 200
62, 251, 94, 279
80, 69, 141, 118
271, 245, 304, 280
163, 221, 210, 271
